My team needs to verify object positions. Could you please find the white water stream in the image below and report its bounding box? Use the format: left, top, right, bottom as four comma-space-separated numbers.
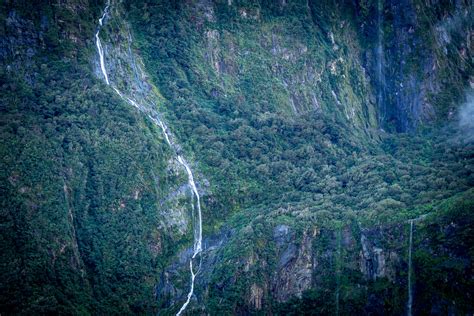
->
95, 2, 203, 314
407, 219, 414, 316
376, 0, 386, 122
95, 1, 110, 85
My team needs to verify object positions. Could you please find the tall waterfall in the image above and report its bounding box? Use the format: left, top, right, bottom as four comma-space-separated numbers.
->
95, 1, 110, 85
376, 0, 386, 123
94, 2, 203, 314
407, 220, 414, 316
335, 229, 342, 316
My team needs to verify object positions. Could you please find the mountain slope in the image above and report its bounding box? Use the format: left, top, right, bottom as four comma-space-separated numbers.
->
1, 0, 473, 314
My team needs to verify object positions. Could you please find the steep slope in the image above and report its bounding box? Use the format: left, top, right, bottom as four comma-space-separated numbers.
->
93, 2, 204, 314
1, 1, 183, 314
361, 0, 473, 131
124, 0, 474, 314
1, 0, 473, 315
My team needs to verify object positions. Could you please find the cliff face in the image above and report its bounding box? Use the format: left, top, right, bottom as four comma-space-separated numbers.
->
363, 0, 473, 131
157, 190, 474, 315
162, 0, 473, 132
0, 1, 180, 314
127, 0, 473, 314
1, 0, 473, 315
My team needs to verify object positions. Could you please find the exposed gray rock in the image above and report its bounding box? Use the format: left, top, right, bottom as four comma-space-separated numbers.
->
272, 227, 313, 302
155, 228, 233, 310
360, 230, 387, 280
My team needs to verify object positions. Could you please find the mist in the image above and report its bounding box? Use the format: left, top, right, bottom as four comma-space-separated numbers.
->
459, 89, 474, 142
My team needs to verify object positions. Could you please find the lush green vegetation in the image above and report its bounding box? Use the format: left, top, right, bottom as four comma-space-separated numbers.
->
273, 189, 474, 315
1, 0, 473, 314
126, 0, 473, 229
0, 1, 187, 314
125, 0, 473, 314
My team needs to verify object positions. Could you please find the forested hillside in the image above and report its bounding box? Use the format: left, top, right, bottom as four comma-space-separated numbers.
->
1, 0, 473, 315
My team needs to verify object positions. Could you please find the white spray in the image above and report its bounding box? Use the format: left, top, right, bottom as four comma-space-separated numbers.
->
95, 2, 203, 314
458, 90, 474, 143
95, 1, 110, 85
407, 219, 414, 316
376, 0, 386, 124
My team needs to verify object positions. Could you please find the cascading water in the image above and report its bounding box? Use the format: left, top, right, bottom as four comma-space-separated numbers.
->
335, 229, 342, 316
407, 220, 414, 316
94, 2, 203, 314
376, 0, 386, 124
95, 1, 110, 85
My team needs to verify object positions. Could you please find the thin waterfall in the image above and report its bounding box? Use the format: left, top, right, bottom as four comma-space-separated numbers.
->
94, 2, 203, 314
335, 229, 341, 316
407, 219, 414, 316
95, 1, 110, 85
376, 0, 386, 123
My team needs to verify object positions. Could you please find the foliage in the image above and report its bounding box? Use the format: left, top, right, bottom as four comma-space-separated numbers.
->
0, 0, 473, 314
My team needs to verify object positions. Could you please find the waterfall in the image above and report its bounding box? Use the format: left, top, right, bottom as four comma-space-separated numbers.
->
407, 220, 414, 316
174, 154, 203, 315
95, 1, 110, 85
376, 0, 386, 123
335, 229, 342, 316
94, 2, 203, 314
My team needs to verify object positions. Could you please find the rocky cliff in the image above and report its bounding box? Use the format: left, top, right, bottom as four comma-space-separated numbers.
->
363, 0, 473, 131
156, 190, 473, 315
1, 0, 473, 315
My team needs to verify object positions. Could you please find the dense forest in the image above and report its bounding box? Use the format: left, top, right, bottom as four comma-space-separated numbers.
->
1, 0, 473, 314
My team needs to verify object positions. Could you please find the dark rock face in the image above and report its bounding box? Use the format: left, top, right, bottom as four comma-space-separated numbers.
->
1, 10, 42, 84
364, 0, 472, 132
271, 225, 314, 302
157, 223, 395, 313
2, 1, 472, 315
158, 203, 472, 315
155, 228, 233, 312
360, 231, 386, 280
367, 0, 419, 132
383, 0, 426, 131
